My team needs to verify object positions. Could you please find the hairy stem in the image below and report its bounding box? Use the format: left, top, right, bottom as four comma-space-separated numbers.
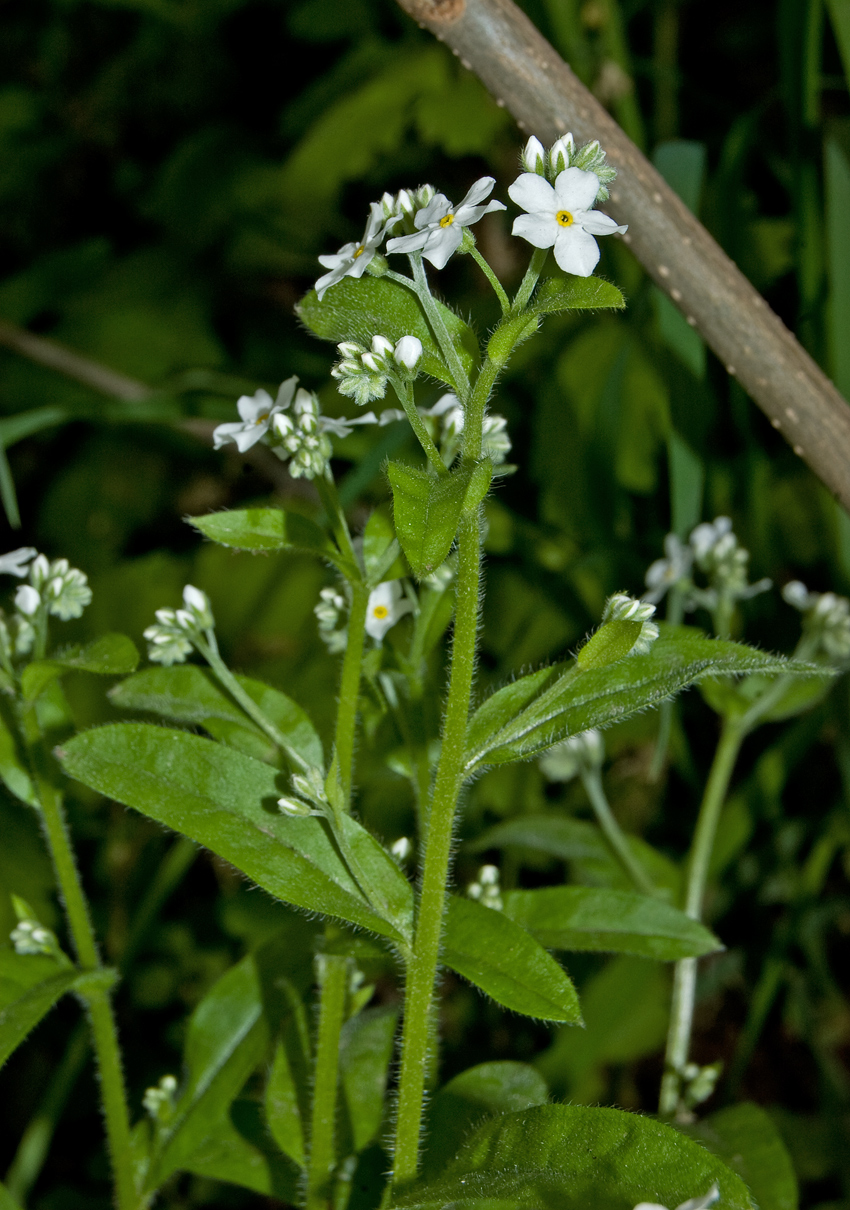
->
409, 256, 470, 396
581, 767, 656, 896
512, 247, 548, 312
389, 373, 448, 473
307, 954, 348, 1210
660, 719, 744, 1116
31, 756, 136, 1210
468, 245, 510, 314
334, 581, 370, 808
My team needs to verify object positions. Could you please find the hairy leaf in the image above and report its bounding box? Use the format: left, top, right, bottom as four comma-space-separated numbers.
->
442, 897, 581, 1023
22, 634, 139, 702
530, 275, 626, 315
388, 459, 492, 578
189, 507, 341, 564
680, 1103, 797, 1210
503, 887, 722, 960
340, 1006, 399, 1153
0, 948, 79, 1069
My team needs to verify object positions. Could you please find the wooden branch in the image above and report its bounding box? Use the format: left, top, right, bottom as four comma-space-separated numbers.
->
395, 0, 850, 512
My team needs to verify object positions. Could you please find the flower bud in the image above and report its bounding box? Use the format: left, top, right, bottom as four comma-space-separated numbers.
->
549, 132, 576, 176
521, 135, 546, 175
182, 585, 214, 629
277, 796, 315, 817
394, 335, 423, 372
15, 585, 40, 617
371, 335, 394, 359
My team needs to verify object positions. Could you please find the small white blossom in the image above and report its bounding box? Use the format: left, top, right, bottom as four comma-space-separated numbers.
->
783, 580, 850, 660
467, 864, 503, 911
540, 728, 605, 782
509, 166, 627, 277
15, 584, 40, 617
43, 561, 92, 621
391, 836, 413, 862
315, 202, 399, 301
634, 1184, 720, 1210
271, 388, 333, 479
394, 335, 423, 372
387, 177, 506, 270
366, 580, 414, 642
602, 593, 660, 654
689, 517, 771, 602
213, 378, 298, 453
181, 585, 214, 630
277, 796, 316, 817
0, 548, 36, 578
11, 918, 58, 957
379, 185, 437, 232
315, 586, 348, 654
331, 336, 392, 406
143, 1074, 179, 1122
143, 589, 210, 666
420, 393, 512, 466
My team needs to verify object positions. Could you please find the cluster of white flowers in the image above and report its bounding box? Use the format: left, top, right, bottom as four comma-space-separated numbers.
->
467, 863, 503, 911
331, 335, 423, 407
420, 393, 512, 467
0, 547, 92, 662
11, 917, 60, 957
144, 585, 213, 666
315, 586, 348, 654
540, 727, 605, 783
644, 518, 771, 612
783, 581, 850, 660
386, 177, 506, 269
603, 592, 660, 654
520, 132, 618, 199
212, 374, 409, 476
142, 1074, 179, 1122
634, 1185, 720, 1210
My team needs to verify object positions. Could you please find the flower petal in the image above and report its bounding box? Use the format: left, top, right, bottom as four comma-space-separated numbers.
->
508, 172, 557, 214
236, 390, 274, 423
553, 224, 600, 276
457, 176, 496, 210
512, 212, 557, 249
387, 230, 430, 255
553, 166, 600, 211
414, 193, 452, 230
274, 377, 299, 410
579, 210, 628, 236
422, 224, 463, 270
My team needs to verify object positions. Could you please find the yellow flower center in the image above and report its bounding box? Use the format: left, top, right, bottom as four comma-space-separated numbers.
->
556, 210, 574, 227
254, 412, 269, 425
353, 245, 365, 258
372, 605, 389, 619
439, 213, 455, 228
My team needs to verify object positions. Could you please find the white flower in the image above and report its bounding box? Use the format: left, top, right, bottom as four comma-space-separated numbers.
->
0, 548, 36, 578
315, 203, 397, 301
143, 1075, 178, 1122
365, 580, 414, 642
394, 335, 423, 372
690, 516, 733, 565
213, 378, 298, 453
644, 533, 693, 604
15, 585, 40, 617
387, 177, 506, 270
509, 166, 627, 276
783, 580, 850, 660
634, 1184, 720, 1210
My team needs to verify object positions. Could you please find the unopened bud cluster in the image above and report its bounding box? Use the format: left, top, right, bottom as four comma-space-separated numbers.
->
520, 133, 618, 201
278, 766, 327, 818
421, 393, 512, 468
143, 1074, 179, 1122
332, 335, 423, 407
644, 517, 771, 611
0, 547, 92, 662
603, 593, 659, 654
467, 864, 503, 911
783, 581, 850, 661
315, 586, 348, 654
144, 584, 213, 666
378, 185, 437, 236
540, 727, 605, 783
271, 388, 333, 479
11, 918, 60, 957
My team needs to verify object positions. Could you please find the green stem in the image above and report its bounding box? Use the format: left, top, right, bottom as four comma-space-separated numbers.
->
649, 588, 685, 783
409, 256, 470, 397
31, 758, 136, 1210
4, 1020, 89, 1204
581, 767, 656, 896
468, 245, 510, 314
315, 472, 360, 573
388, 373, 448, 474
195, 635, 310, 773
333, 581, 370, 808
659, 719, 744, 1116
307, 954, 348, 1210
512, 248, 548, 313
392, 508, 482, 1185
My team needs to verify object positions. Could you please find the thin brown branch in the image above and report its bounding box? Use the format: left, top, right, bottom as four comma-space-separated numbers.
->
395, 0, 850, 512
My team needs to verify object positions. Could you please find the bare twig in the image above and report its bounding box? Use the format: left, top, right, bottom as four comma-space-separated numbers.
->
0, 318, 309, 498
395, 0, 850, 512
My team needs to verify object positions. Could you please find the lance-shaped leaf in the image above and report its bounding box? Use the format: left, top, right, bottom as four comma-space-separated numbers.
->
177, 1106, 300, 1200
0, 707, 37, 807
363, 505, 405, 588
388, 458, 492, 578
296, 274, 478, 388
442, 897, 581, 1023
503, 887, 722, 961
110, 665, 323, 768
339, 1006, 399, 1154
392, 1104, 755, 1210
0, 948, 80, 1068
21, 634, 139, 702
189, 507, 346, 568
680, 1103, 797, 1210
58, 725, 408, 943
465, 627, 820, 772
529, 274, 625, 315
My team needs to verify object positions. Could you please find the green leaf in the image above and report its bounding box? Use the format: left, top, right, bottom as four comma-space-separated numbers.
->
58, 725, 408, 943
189, 507, 342, 564
388, 459, 492, 578
442, 897, 581, 1024
680, 1103, 797, 1210
392, 1104, 755, 1210
465, 627, 818, 772
149, 928, 312, 1193
339, 1006, 399, 1153
0, 947, 80, 1068
0, 706, 37, 807
424, 1062, 548, 1178
363, 504, 404, 587
21, 634, 139, 701
265, 1036, 307, 1169
178, 1106, 300, 1200
530, 275, 626, 315
576, 619, 644, 671
0, 1180, 24, 1210
502, 887, 722, 961
110, 665, 323, 768
336, 812, 414, 944
296, 273, 478, 388
486, 315, 540, 368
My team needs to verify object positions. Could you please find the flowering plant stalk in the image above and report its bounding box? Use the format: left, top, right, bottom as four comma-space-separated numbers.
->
0, 136, 833, 1210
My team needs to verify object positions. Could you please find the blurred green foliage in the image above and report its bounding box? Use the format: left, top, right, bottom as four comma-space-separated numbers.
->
2, 0, 850, 1206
